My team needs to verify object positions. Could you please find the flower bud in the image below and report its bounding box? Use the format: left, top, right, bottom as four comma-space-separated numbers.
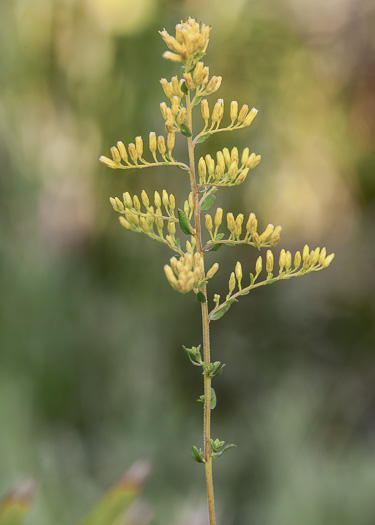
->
206, 263, 219, 280
214, 208, 223, 228
160, 102, 168, 119
198, 157, 207, 183
294, 250, 301, 270
266, 250, 274, 275
222, 147, 231, 167
205, 76, 222, 94
123, 192, 133, 208
243, 107, 258, 126
133, 195, 141, 212
154, 191, 162, 209
319, 248, 327, 266
128, 143, 137, 163
149, 132, 157, 154
279, 249, 286, 272
235, 261, 243, 289
167, 221, 176, 236
322, 253, 335, 268
157, 136, 166, 155
205, 214, 213, 232
237, 104, 249, 123
141, 190, 149, 208
110, 146, 121, 163
259, 224, 274, 243
230, 101, 238, 122
135, 136, 143, 158
227, 212, 235, 233
255, 255, 262, 276
167, 133, 175, 152
160, 78, 173, 99
117, 141, 128, 162
201, 99, 210, 121
228, 272, 236, 296
285, 251, 292, 270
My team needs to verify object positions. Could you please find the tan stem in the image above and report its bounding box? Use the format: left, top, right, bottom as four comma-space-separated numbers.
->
186, 92, 216, 525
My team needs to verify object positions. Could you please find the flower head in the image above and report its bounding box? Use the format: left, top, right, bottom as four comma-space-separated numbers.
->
159, 18, 211, 69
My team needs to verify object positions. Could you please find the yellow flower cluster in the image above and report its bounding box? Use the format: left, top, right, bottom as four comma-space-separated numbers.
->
198, 147, 261, 188
110, 189, 183, 252
159, 18, 210, 67
204, 208, 282, 248
99, 133, 176, 169
222, 246, 335, 301
200, 99, 258, 132
164, 252, 205, 293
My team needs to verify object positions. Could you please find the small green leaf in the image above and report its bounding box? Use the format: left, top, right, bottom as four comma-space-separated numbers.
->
210, 388, 217, 409
165, 153, 172, 162
180, 123, 192, 137
196, 291, 206, 303
207, 243, 223, 252
198, 280, 208, 290
192, 446, 205, 463
177, 209, 191, 235
225, 242, 236, 247
193, 96, 203, 106
175, 238, 181, 250
212, 443, 237, 458
200, 195, 216, 211
182, 345, 202, 366
181, 81, 189, 95
215, 233, 225, 241
198, 395, 205, 403
239, 290, 250, 296
249, 273, 254, 285
195, 133, 211, 144
211, 299, 237, 321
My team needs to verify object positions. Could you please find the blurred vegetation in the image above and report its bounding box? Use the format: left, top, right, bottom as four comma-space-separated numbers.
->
1, 0, 375, 524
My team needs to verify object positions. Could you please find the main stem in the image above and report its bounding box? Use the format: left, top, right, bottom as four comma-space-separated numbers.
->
186, 93, 216, 525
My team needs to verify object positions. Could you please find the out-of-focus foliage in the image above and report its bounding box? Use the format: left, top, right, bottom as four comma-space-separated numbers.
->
1, 0, 375, 524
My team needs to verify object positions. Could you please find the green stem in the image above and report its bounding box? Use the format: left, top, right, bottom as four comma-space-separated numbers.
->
186, 92, 216, 525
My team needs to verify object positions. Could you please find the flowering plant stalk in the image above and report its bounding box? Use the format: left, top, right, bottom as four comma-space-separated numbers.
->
100, 18, 334, 525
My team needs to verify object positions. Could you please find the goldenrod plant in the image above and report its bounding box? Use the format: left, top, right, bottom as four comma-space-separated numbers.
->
100, 18, 334, 525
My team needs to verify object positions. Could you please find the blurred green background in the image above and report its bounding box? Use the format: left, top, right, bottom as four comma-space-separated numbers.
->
1, 0, 375, 523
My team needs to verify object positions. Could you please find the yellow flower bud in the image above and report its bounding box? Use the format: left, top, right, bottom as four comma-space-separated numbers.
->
279, 249, 286, 272
157, 136, 166, 155
228, 272, 236, 296
149, 132, 157, 154
167, 221, 176, 236
205, 76, 222, 95
235, 214, 244, 238
176, 107, 187, 125
206, 263, 219, 280
128, 143, 137, 163
205, 214, 213, 232
222, 147, 231, 167
201, 99, 210, 121
169, 194, 176, 210
235, 261, 243, 289
211, 99, 224, 123
237, 104, 249, 123
117, 141, 128, 162
294, 250, 301, 270
230, 101, 238, 122
99, 155, 118, 169
140, 217, 149, 234
311, 247, 320, 265
259, 224, 274, 243
214, 207, 223, 228
167, 133, 175, 153
171, 96, 179, 116
322, 253, 335, 268
255, 255, 262, 276
154, 191, 162, 209
162, 51, 183, 63
141, 190, 149, 208
119, 216, 132, 230
198, 157, 207, 183
183, 72, 195, 90
123, 192, 133, 208
269, 225, 282, 246
231, 147, 239, 164
266, 250, 274, 275
243, 107, 258, 126
241, 148, 250, 166
160, 78, 173, 99
228, 161, 238, 181
227, 212, 235, 233
216, 151, 225, 172
247, 153, 261, 169
110, 146, 121, 163
160, 102, 168, 119
319, 247, 327, 266
133, 195, 141, 212
162, 189, 169, 210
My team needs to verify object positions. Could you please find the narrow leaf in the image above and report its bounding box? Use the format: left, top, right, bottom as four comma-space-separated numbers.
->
165, 153, 172, 162
193, 96, 203, 106
196, 291, 206, 303
200, 195, 216, 211
195, 133, 211, 144
215, 233, 225, 241
181, 81, 188, 95
177, 209, 191, 235
210, 388, 217, 409
211, 299, 237, 321
207, 243, 223, 252
249, 273, 254, 285
212, 444, 237, 458
180, 123, 192, 137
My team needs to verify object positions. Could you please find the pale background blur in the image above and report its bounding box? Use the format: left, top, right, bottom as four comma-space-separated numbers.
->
1, 0, 375, 524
